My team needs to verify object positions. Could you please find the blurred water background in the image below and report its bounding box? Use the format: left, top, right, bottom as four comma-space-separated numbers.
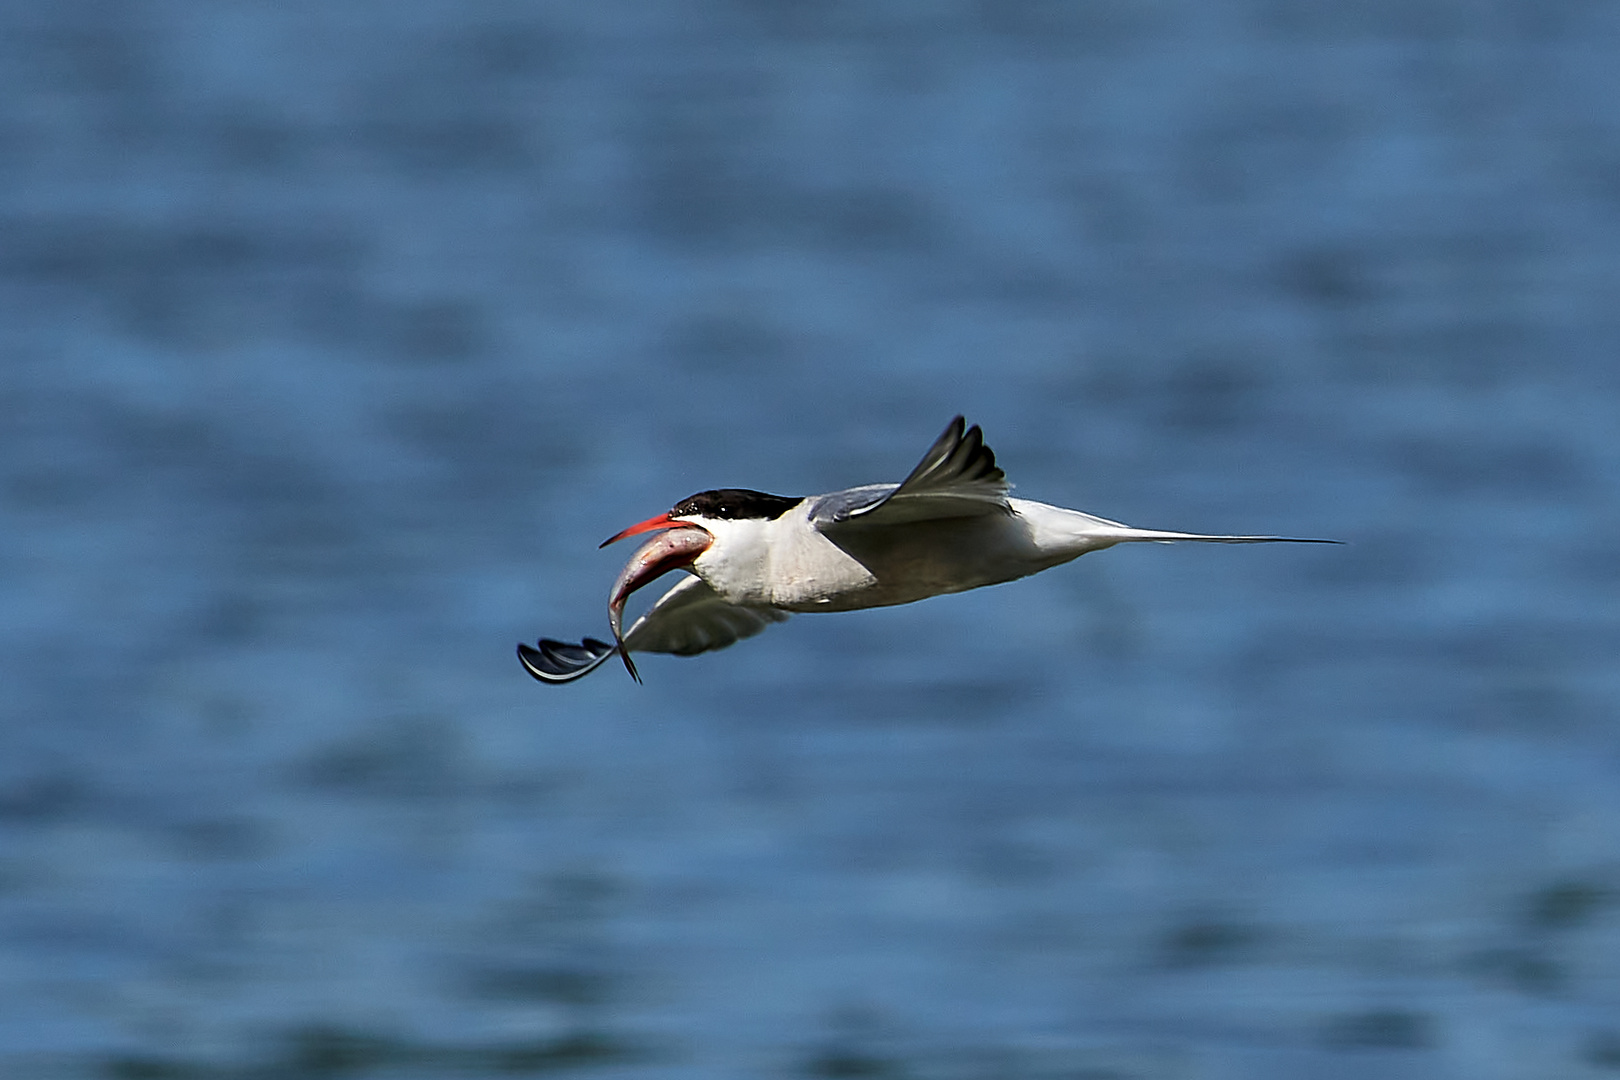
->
3, 1, 1620, 1077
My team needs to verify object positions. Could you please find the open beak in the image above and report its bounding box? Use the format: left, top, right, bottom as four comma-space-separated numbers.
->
601, 512, 681, 549
606, 524, 713, 683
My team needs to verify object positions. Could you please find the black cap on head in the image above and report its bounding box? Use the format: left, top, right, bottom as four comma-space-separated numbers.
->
672, 488, 800, 521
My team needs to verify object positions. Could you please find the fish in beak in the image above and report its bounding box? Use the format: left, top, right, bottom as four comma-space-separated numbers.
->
605, 523, 712, 683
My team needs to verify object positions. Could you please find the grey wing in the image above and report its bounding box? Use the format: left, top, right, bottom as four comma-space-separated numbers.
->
813, 415, 1011, 529
517, 576, 788, 684
622, 575, 789, 656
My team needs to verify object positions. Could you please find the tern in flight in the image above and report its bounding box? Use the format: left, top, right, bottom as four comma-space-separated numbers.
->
519, 416, 1337, 684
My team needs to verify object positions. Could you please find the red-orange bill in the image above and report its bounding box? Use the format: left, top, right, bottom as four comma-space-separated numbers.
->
600, 512, 679, 548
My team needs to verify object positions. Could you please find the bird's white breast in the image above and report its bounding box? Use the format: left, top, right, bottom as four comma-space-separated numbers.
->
691, 505, 876, 609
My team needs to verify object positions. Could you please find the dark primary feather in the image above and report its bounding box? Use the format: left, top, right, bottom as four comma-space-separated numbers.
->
517, 637, 617, 683
896, 415, 1007, 494
815, 415, 1012, 528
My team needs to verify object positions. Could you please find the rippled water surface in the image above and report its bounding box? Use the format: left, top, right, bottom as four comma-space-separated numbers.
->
3, 2, 1620, 1077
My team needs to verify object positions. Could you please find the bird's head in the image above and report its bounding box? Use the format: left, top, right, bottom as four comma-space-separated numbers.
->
598, 488, 800, 683
599, 488, 801, 549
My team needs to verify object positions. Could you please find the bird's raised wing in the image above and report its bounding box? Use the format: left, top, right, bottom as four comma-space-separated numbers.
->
518, 576, 789, 684
812, 416, 1011, 530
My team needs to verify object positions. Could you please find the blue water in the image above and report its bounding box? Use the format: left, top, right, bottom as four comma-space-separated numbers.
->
4, 2, 1620, 1077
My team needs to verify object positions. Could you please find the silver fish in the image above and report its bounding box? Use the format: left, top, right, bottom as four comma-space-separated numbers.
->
606, 525, 713, 683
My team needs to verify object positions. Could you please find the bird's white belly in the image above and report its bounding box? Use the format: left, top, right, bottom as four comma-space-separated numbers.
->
691, 502, 1116, 614
764, 534, 880, 610
772, 510, 1071, 613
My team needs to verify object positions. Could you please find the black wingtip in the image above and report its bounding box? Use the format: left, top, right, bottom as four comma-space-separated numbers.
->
516, 642, 552, 682
517, 636, 619, 684
926, 415, 1005, 487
